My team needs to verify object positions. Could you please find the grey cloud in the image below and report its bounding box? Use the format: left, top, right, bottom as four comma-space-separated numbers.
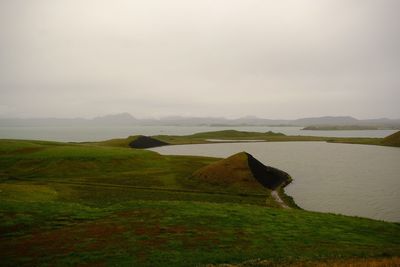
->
0, 0, 399, 119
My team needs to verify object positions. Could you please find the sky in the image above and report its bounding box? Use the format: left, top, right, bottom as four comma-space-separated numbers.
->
0, 0, 399, 119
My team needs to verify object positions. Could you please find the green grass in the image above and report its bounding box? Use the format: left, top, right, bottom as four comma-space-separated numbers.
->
0, 199, 399, 266
0, 138, 399, 266
86, 135, 140, 147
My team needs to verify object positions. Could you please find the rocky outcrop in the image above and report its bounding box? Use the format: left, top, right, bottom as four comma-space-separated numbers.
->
246, 153, 291, 190
129, 136, 169, 149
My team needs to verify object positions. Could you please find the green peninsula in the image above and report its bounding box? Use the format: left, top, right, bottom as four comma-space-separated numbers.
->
91, 129, 400, 147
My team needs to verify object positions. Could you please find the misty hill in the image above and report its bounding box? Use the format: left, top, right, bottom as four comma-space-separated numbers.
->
91, 113, 138, 124
294, 116, 358, 125
192, 152, 291, 190
302, 125, 380, 130
1, 113, 399, 128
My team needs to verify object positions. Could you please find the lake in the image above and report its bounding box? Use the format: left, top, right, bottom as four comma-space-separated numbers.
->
0, 126, 396, 142
151, 142, 400, 222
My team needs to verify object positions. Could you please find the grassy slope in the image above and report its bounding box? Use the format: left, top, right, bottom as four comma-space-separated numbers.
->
381, 130, 400, 147
0, 139, 271, 196
84, 135, 140, 147
0, 139, 399, 266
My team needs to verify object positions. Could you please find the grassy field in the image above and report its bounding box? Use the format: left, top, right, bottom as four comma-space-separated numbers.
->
0, 138, 399, 266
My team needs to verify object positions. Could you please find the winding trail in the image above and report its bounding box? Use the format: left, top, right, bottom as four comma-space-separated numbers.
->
271, 190, 290, 209
11, 178, 266, 197
12, 178, 290, 209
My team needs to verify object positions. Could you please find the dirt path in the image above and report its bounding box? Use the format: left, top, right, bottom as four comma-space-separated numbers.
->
11, 178, 266, 198
270, 190, 290, 209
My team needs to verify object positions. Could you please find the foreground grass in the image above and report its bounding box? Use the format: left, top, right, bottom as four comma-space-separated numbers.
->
0, 138, 399, 266
1, 198, 399, 266
211, 257, 400, 266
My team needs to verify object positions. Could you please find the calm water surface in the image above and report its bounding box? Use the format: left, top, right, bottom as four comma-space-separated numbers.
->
151, 142, 400, 222
0, 126, 396, 142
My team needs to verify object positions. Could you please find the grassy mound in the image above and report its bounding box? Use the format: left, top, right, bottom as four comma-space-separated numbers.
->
192, 152, 291, 190
381, 131, 400, 147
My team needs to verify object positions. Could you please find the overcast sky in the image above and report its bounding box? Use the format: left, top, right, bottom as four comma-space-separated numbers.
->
0, 0, 399, 119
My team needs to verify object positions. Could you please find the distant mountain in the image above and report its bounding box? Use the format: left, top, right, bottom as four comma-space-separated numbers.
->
91, 113, 138, 125
152, 116, 228, 126
292, 116, 359, 126
0, 114, 399, 128
293, 116, 400, 128
160, 115, 400, 128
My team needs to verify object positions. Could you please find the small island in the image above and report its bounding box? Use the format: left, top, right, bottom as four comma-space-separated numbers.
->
302, 125, 387, 130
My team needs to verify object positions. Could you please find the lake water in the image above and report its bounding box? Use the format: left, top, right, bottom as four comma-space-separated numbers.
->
0, 126, 396, 142
151, 142, 400, 222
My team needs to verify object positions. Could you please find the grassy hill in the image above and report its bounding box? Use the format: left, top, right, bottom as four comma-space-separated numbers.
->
0, 139, 399, 266
381, 131, 400, 147
193, 152, 291, 190
0, 139, 271, 198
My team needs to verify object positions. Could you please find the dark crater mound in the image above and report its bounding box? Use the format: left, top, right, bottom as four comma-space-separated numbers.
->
129, 136, 169, 149
246, 153, 291, 190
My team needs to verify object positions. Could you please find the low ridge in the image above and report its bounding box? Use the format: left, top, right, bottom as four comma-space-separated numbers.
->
129, 135, 169, 149
192, 152, 291, 190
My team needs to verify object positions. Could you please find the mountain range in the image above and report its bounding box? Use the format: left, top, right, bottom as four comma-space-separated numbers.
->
1, 113, 399, 128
